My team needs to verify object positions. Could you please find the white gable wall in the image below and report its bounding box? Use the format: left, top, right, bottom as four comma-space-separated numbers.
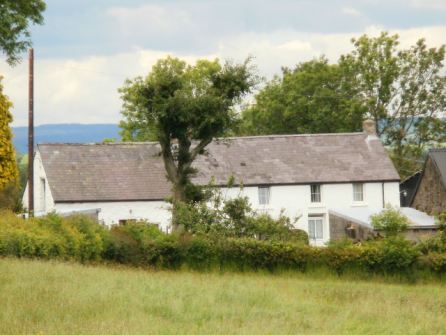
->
22, 151, 56, 216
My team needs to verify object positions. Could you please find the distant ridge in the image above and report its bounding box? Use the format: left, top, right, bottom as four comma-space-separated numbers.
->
12, 124, 120, 153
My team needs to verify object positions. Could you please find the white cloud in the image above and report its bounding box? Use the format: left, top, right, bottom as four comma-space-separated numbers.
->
409, 0, 446, 9
2, 25, 446, 127
106, 5, 193, 39
341, 7, 362, 17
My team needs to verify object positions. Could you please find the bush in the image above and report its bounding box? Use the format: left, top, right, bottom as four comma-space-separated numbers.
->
175, 190, 308, 244
0, 211, 108, 262
360, 238, 420, 274
417, 213, 446, 254
370, 206, 409, 237
1, 211, 446, 279
419, 253, 446, 273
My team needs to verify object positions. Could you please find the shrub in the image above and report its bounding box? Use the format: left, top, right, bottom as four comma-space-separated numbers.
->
0, 211, 108, 262
419, 253, 446, 273
417, 213, 446, 254
1, 211, 446, 278
370, 205, 409, 237
321, 245, 362, 275
360, 238, 420, 274
175, 190, 308, 244
183, 236, 217, 270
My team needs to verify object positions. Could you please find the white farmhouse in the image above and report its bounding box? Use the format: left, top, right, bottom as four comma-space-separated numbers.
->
23, 121, 402, 246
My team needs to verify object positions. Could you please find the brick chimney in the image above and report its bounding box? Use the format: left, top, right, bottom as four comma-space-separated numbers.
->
362, 119, 377, 136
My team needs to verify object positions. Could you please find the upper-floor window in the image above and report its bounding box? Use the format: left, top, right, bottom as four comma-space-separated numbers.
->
310, 184, 321, 203
258, 186, 270, 205
353, 183, 364, 202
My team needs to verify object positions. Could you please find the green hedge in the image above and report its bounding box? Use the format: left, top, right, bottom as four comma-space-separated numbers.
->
0, 212, 109, 262
1, 212, 446, 278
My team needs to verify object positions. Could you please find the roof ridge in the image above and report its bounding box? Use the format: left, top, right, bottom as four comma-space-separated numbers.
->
217, 132, 365, 140
37, 132, 367, 147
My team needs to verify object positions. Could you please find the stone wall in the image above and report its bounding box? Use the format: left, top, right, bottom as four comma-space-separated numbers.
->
412, 157, 446, 215
403, 228, 438, 242
329, 215, 374, 242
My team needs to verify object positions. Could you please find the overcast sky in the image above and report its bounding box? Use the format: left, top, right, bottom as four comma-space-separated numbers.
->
1, 0, 446, 126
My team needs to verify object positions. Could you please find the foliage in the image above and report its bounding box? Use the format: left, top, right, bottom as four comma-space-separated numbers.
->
119, 56, 257, 208
370, 205, 409, 237
239, 57, 364, 135
340, 32, 446, 179
0, 0, 46, 65
0, 181, 23, 212
0, 79, 19, 202
0, 211, 108, 261
360, 238, 420, 274
0, 212, 445, 278
418, 212, 446, 254
175, 187, 308, 244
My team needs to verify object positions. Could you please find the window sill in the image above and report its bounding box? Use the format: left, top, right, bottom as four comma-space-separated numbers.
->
308, 203, 325, 208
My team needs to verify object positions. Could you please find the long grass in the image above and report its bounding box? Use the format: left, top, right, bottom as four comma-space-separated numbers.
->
0, 258, 445, 335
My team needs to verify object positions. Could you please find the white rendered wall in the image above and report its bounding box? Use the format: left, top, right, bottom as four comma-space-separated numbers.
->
221, 182, 400, 246
55, 201, 172, 232
22, 151, 56, 216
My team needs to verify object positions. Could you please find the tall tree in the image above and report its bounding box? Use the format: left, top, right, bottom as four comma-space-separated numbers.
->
239, 58, 365, 135
119, 57, 255, 210
340, 32, 446, 178
0, 78, 18, 190
0, 0, 46, 65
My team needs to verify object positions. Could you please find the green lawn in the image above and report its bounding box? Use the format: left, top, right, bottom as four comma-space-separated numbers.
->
0, 259, 445, 335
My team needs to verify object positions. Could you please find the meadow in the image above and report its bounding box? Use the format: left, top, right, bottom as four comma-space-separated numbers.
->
1, 258, 446, 335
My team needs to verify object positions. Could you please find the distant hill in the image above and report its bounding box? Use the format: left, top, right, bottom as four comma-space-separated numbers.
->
12, 124, 121, 153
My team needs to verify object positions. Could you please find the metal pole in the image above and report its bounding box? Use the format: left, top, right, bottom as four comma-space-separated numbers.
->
28, 49, 34, 217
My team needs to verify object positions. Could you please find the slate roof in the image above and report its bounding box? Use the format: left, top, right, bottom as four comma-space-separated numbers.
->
38, 143, 169, 202
429, 149, 446, 188
38, 132, 400, 203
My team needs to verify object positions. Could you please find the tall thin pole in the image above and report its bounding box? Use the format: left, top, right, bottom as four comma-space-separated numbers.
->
28, 49, 34, 217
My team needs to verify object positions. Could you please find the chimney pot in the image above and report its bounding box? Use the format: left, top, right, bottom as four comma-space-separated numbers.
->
363, 119, 377, 136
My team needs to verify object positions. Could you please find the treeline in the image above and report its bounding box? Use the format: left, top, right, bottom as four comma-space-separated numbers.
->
1, 211, 445, 281
237, 33, 446, 179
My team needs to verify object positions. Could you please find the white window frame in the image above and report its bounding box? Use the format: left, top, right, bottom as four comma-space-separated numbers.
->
353, 183, 364, 202
310, 184, 322, 203
308, 216, 324, 240
258, 186, 270, 205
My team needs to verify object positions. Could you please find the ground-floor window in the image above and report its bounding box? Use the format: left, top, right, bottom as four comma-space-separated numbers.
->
308, 216, 324, 240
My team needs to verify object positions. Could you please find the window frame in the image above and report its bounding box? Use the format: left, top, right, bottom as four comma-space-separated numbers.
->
310, 184, 322, 203
258, 186, 270, 205
353, 183, 364, 202
308, 216, 324, 240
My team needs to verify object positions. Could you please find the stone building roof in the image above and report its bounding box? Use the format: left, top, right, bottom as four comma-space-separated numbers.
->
37, 132, 400, 203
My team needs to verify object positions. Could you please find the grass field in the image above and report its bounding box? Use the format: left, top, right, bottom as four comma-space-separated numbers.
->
1, 259, 446, 335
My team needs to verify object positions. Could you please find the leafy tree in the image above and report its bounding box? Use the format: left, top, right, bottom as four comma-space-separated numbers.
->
239, 57, 365, 135
0, 0, 46, 65
340, 32, 446, 178
0, 79, 19, 210
119, 57, 256, 214
370, 205, 409, 238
